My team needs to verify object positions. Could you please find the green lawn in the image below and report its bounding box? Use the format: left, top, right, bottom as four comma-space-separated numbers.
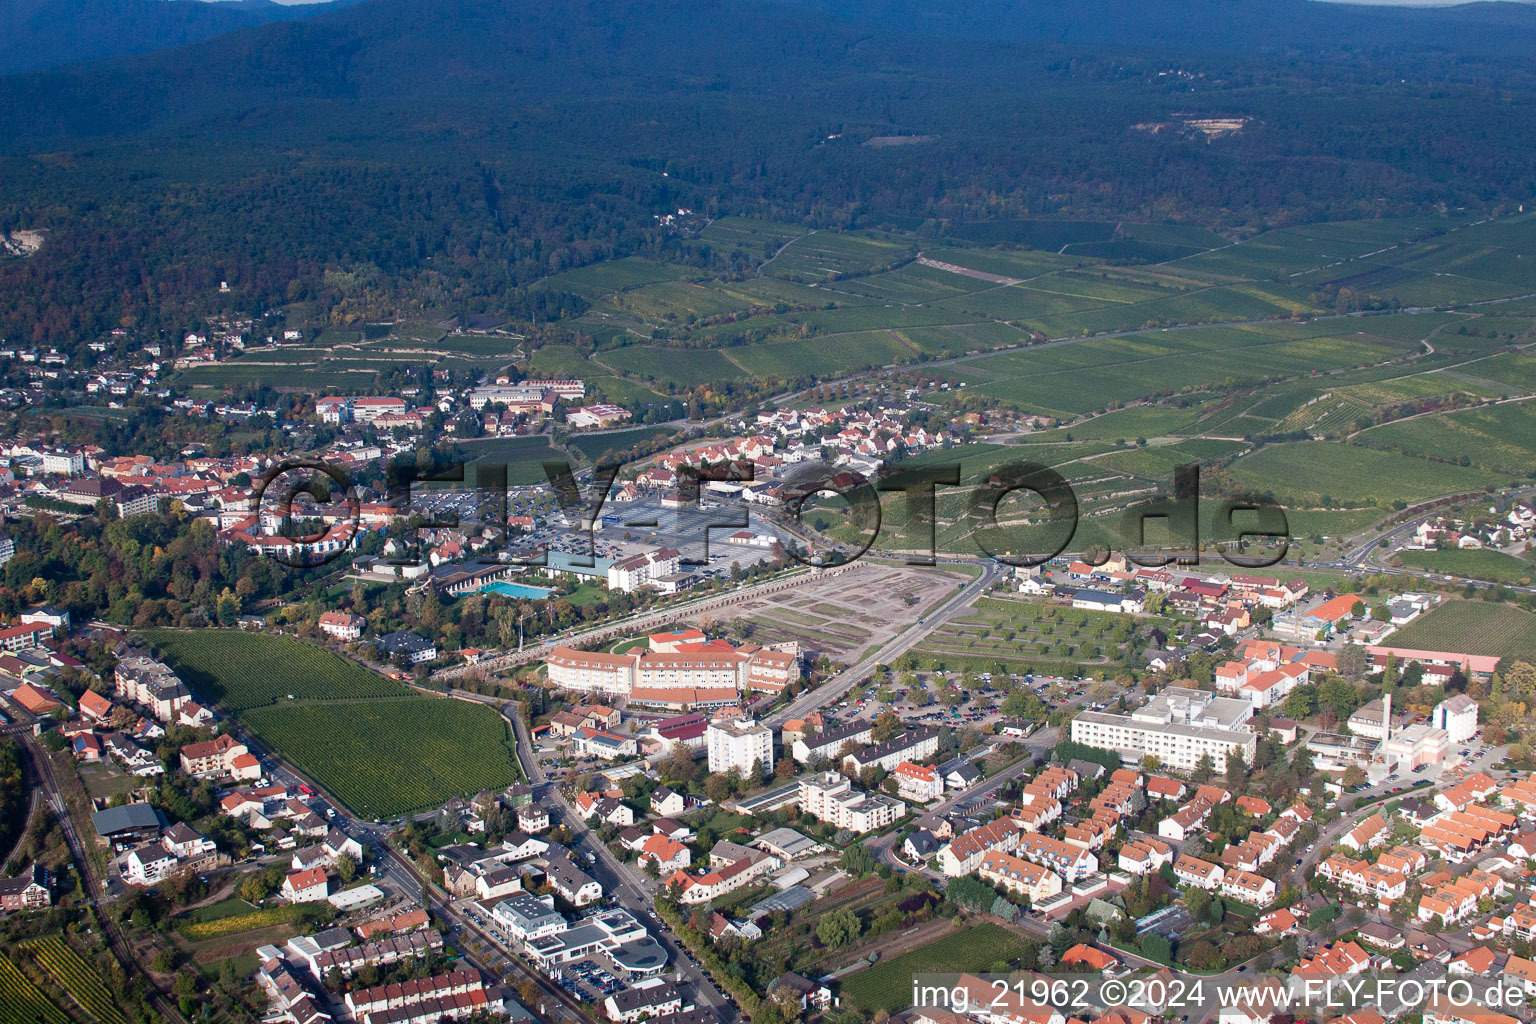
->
565, 425, 679, 463
460, 435, 564, 485
839, 923, 1034, 1014
184, 896, 263, 924
1395, 548, 1535, 585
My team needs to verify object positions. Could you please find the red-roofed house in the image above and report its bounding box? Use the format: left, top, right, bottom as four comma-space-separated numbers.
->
638, 834, 691, 874
893, 761, 944, 803
78, 689, 114, 722
1235, 796, 1272, 817
282, 867, 329, 903
1342, 813, 1389, 852
1147, 776, 1187, 801
318, 611, 366, 640
1061, 944, 1119, 971
1255, 908, 1298, 935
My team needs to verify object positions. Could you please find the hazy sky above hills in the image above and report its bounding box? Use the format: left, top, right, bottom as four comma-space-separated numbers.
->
182, 0, 1536, 5
1316, 0, 1535, 5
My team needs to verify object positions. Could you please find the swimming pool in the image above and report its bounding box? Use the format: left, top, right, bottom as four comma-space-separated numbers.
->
479, 581, 555, 600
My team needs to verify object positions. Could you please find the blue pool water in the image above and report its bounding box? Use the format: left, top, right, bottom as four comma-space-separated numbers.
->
480, 581, 555, 600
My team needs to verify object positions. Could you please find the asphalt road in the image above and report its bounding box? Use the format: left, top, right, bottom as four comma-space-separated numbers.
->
508, 712, 738, 1022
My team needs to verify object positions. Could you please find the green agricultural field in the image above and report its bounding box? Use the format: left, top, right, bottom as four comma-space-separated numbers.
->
565, 425, 679, 463
1223, 441, 1503, 507
839, 923, 1034, 1014
1171, 217, 1452, 280
1394, 549, 1535, 585
532, 256, 688, 296
1385, 600, 1536, 663
1087, 444, 1210, 479
599, 346, 748, 388
961, 327, 1394, 415
696, 215, 808, 252
1120, 222, 1231, 249
1283, 507, 1387, 541
1018, 404, 1208, 443
1358, 401, 1536, 475
617, 280, 760, 320
727, 332, 916, 379
25, 937, 129, 1024
141, 629, 411, 711
0, 954, 69, 1024
948, 219, 1116, 248
460, 435, 564, 485
528, 345, 597, 377
763, 231, 914, 280
241, 697, 522, 819
586, 375, 667, 406
137, 630, 522, 818
176, 333, 517, 392
910, 596, 1167, 672
1470, 353, 1536, 392
416, 334, 521, 358
921, 246, 1088, 280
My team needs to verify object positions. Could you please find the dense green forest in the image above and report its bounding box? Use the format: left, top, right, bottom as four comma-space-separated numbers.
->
3, 0, 1536, 348
0, 0, 339, 74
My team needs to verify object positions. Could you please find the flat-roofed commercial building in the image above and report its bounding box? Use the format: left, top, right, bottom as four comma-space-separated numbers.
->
1070, 687, 1255, 771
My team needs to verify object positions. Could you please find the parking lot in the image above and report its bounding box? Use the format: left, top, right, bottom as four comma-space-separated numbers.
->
708, 562, 975, 663
820, 670, 1125, 732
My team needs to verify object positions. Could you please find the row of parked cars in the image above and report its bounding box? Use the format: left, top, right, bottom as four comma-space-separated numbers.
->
559, 958, 623, 997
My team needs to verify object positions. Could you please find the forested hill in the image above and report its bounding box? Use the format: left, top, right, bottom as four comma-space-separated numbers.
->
0, 0, 344, 75
4, 0, 1536, 348
797, 0, 1536, 56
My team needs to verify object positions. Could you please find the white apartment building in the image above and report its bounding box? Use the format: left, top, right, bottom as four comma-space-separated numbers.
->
1014, 833, 1100, 882
318, 611, 366, 640
546, 648, 637, 696
1433, 694, 1478, 744
608, 548, 681, 593
797, 772, 906, 832
707, 717, 774, 776
791, 719, 873, 764
637, 652, 744, 691
843, 727, 940, 774
1383, 723, 1449, 770
349, 396, 409, 423
978, 850, 1064, 903
491, 892, 566, 942
41, 450, 85, 475
1070, 687, 1256, 771
892, 762, 944, 803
